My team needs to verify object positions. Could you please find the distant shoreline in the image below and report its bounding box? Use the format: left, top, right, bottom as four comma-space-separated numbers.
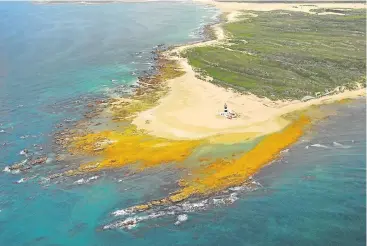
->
216, 0, 365, 3
32, 0, 190, 4
32, 0, 366, 3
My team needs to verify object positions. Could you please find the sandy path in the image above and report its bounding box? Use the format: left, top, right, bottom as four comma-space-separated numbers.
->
132, 1, 366, 140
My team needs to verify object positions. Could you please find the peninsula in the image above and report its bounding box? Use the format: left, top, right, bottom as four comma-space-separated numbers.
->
53, 0, 365, 226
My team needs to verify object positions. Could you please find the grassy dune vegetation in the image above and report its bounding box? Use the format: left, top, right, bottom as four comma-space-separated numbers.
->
183, 9, 366, 100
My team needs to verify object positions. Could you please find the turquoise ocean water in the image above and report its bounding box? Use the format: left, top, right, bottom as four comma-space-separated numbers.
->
0, 2, 365, 245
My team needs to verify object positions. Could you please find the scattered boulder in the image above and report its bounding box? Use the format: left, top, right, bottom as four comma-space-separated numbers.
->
48, 173, 63, 180
19, 149, 29, 156
29, 156, 47, 166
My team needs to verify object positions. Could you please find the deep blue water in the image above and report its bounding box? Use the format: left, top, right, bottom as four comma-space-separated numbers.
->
0, 2, 366, 246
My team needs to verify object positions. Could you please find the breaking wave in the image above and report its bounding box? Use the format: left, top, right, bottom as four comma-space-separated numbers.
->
305, 140, 354, 150
174, 214, 188, 225
310, 144, 330, 149
332, 141, 351, 149
74, 176, 99, 185
103, 180, 261, 230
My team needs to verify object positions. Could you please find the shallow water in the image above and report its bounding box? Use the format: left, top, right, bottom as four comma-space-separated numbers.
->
100, 100, 366, 246
0, 2, 220, 245
0, 2, 366, 246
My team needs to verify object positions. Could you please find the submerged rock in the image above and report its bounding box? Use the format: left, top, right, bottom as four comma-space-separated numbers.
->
9, 159, 28, 171
19, 149, 29, 156
29, 156, 47, 166
48, 173, 63, 180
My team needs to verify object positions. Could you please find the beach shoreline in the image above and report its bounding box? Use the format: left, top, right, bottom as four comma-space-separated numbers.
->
132, 0, 366, 141
101, 1, 366, 215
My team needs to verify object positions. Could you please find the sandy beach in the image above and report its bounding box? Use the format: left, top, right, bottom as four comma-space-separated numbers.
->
132, 0, 365, 140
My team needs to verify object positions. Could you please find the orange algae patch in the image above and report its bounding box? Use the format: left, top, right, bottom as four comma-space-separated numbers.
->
70, 128, 202, 172
168, 115, 311, 202
120, 116, 311, 212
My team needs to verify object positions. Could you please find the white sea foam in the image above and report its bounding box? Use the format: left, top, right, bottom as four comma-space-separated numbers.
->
229, 186, 245, 191
227, 192, 239, 203
251, 180, 262, 187
87, 176, 99, 182
74, 178, 85, 185
40, 177, 50, 184
174, 214, 188, 225
16, 178, 25, 184
212, 194, 238, 206
3, 166, 10, 173
74, 176, 99, 185
104, 217, 138, 230
212, 198, 226, 205
105, 182, 261, 230
106, 211, 172, 230
280, 148, 290, 153
180, 199, 208, 212
112, 208, 135, 217
310, 144, 330, 149
333, 142, 351, 149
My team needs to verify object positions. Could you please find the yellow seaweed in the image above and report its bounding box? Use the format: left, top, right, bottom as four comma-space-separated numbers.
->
122, 115, 311, 211
169, 115, 311, 202
68, 114, 311, 213
70, 126, 202, 172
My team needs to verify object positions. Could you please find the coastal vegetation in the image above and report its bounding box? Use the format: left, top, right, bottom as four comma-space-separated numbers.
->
183, 9, 366, 100
59, 8, 366, 194
48, 7, 366, 224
